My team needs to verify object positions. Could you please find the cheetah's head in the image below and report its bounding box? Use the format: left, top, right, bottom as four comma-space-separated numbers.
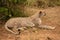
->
39, 11, 46, 17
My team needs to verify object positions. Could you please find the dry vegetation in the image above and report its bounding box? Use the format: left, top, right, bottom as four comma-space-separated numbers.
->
0, 6, 60, 40
0, 0, 60, 40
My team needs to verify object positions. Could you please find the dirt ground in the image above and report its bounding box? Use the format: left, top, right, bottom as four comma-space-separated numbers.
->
0, 6, 60, 40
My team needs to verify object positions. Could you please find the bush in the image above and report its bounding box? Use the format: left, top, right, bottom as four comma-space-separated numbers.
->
48, 0, 60, 7
0, 0, 27, 20
25, 0, 60, 8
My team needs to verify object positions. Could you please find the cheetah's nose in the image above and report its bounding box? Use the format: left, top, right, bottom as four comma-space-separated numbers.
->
33, 24, 35, 26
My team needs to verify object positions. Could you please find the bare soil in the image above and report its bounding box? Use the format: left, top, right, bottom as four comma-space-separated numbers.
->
0, 6, 60, 40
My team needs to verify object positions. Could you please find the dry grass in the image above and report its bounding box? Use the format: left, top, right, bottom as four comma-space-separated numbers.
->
0, 6, 60, 40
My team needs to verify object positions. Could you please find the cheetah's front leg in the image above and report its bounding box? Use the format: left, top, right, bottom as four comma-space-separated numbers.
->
38, 25, 55, 30
38, 19, 55, 30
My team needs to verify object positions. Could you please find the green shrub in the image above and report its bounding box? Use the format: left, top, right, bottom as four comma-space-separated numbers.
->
0, 0, 27, 20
